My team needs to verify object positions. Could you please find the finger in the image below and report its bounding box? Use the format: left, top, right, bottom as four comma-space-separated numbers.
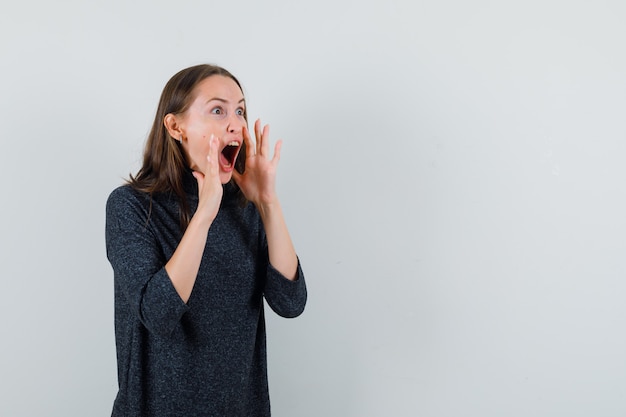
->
271, 139, 282, 167
260, 123, 270, 158
254, 119, 263, 156
207, 134, 220, 177
242, 125, 255, 156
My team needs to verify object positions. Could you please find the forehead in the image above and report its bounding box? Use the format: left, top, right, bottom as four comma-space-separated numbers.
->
191, 75, 244, 103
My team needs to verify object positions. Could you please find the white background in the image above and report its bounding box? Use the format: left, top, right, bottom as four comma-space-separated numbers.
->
1, 1, 625, 416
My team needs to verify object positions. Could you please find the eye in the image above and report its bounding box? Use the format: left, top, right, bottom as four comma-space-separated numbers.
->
236, 108, 245, 116
211, 107, 224, 115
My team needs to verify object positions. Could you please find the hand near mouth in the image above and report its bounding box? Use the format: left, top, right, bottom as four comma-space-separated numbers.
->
233, 119, 298, 281
192, 134, 223, 223
233, 119, 282, 207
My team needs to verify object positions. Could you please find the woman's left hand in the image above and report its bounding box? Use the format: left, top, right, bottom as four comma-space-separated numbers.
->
232, 119, 282, 207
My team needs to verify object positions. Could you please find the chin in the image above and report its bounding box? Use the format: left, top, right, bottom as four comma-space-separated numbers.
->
219, 172, 233, 184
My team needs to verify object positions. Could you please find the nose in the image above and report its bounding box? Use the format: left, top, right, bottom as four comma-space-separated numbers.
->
226, 113, 244, 134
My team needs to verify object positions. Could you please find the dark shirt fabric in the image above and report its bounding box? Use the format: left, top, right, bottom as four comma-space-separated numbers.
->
105, 172, 306, 417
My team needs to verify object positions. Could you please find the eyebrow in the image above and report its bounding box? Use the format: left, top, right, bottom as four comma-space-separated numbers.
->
206, 97, 246, 105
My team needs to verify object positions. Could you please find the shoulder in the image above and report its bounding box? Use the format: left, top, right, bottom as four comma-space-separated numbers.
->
107, 184, 149, 211
105, 184, 153, 226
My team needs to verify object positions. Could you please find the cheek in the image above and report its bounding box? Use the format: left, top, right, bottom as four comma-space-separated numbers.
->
184, 136, 211, 170
192, 136, 211, 154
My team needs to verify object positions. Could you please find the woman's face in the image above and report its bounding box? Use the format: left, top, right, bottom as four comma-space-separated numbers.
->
177, 75, 246, 184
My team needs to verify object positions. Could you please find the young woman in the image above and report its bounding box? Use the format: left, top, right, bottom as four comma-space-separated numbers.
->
105, 64, 307, 416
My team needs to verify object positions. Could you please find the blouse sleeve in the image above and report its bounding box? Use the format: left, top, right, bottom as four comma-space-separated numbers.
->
263, 256, 307, 318
105, 187, 189, 336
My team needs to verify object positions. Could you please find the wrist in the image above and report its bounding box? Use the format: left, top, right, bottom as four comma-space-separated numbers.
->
256, 198, 282, 219
189, 207, 215, 229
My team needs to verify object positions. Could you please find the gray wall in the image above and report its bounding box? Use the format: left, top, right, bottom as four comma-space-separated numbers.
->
1, 1, 625, 416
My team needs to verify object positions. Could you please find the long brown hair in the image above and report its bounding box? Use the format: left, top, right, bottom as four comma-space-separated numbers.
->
129, 64, 247, 229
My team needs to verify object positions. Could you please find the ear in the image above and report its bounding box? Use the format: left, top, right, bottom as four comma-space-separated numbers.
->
164, 113, 184, 141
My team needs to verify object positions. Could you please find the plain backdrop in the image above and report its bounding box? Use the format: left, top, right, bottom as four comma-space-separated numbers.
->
1, 1, 625, 416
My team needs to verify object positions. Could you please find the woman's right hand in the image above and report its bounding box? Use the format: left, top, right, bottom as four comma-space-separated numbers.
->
166, 135, 222, 303
192, 134, 223, 224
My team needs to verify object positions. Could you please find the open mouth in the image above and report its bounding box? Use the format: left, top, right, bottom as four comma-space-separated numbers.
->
219, 141, 241, 170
